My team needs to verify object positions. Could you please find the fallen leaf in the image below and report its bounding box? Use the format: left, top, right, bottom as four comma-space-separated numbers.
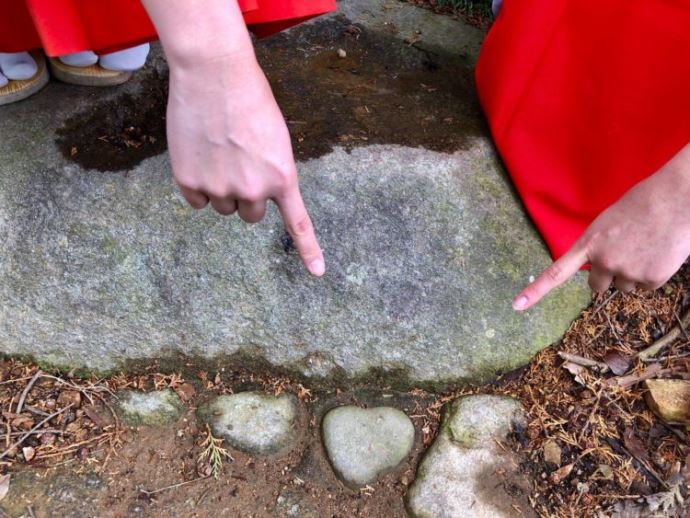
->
83, 405, 107, 428
10, 416, 34, 430
562, 362, 586, 386
549, 463, 573, 484
0, 474, 9, 501
22, 446, 35, 462
542, 440, 562, 467
174, 383, 196, 403
597, 464, 615, 481
57, 390, 82, 408
603, 351, 631, 376
623, 427, 649, 462
644, 379, 690, 425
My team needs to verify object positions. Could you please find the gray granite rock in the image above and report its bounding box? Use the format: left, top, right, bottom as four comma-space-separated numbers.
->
322, 406, 414, 488
0, 0, 589, 388
116, 389, 183, 427
406, 395, 535, 518
198, 392, 298, 455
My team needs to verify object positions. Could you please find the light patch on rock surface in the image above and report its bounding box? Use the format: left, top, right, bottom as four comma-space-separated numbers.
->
116, 389, 183, 427
198, 392, 298, 455
406, 395, 535, 518
322, 406, 414, 488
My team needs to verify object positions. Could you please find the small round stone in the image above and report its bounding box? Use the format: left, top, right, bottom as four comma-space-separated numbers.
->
198, 392, 298, 455
322, 406, 414, 488
116, 389, 183, 427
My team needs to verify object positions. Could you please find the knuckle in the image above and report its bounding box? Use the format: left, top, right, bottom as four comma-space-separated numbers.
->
645, 273, 667, 289
277, 168, 298, 191
288, 214, 313, 237
241, 190, 263, 204
204, 184, 230, 199
543, 263, 564, 284
175, 176, 200, 192
596, 256, 618, 273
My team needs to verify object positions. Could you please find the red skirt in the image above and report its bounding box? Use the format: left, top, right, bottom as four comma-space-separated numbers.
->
0, 0, 336, 55
475, 0, 690, 259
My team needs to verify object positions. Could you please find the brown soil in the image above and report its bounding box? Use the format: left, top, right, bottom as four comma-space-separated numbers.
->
56, 16, 482, 171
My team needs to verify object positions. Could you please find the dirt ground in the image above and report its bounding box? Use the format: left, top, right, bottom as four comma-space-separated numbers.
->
3, 7, 690, 518
0, 371, 439, 518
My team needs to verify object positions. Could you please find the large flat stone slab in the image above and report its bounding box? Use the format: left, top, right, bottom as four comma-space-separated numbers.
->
0, 0, 589, 387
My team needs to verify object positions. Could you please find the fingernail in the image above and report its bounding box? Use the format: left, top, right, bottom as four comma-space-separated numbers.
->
512, 295, 528, 311
309, 258, 325, 276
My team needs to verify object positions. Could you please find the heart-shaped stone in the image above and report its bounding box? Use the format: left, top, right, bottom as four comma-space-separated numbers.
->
322, 406, 415, 488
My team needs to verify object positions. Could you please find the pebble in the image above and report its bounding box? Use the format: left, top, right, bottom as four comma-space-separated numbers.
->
198, 392, 298, 455
116, 389, 183, 427
322, 406, 414, 488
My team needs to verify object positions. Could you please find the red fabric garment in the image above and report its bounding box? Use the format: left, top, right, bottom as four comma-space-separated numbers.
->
0, 0, 336, 55
475, 0, 690, 260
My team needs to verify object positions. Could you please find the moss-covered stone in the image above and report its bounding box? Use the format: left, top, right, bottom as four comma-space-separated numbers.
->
406, 395, 532, 517
116, 389, 183, 427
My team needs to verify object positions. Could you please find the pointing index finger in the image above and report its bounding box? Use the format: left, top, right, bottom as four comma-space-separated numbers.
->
513, 245, 587, 311
275, 186, 325, 276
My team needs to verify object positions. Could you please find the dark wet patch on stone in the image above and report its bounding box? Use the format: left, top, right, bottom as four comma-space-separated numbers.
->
56, 16, 482, 172
259, 15, 483, 160
55, 70, 168, 172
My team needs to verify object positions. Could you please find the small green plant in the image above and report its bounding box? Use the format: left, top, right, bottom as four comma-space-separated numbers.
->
198, 425, 233, 479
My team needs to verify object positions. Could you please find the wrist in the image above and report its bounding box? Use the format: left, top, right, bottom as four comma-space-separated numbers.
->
662, 142, 690, 194
142, 0, 255, 69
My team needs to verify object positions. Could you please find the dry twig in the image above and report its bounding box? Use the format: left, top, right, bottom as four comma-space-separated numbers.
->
15, 370, 41, 414
0, 404, 73, 461
639, 306, 690, 361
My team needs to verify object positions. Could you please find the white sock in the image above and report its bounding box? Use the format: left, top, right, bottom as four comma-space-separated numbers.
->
59, 50, 98, 68
0, 71, 8, 88
99, 43, 150, 72
0, 52, 37, 81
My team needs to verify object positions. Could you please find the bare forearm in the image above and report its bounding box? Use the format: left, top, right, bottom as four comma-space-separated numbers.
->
665, 142, 690, 188
140, 0, 255, 67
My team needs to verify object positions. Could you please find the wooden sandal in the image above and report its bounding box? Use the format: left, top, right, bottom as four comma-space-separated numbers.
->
0, 51, 50, 106
48, 57, 132, 87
